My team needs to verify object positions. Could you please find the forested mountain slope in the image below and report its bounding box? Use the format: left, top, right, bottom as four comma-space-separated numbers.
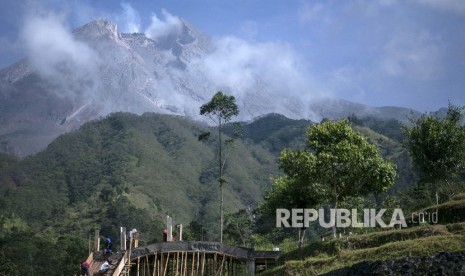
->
0, 113, 278, 240
0, 113, 415, 238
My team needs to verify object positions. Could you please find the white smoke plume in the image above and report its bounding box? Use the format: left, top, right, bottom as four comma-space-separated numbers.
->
118, 2, 141, 33
144, 9, 183, 41
21, 12, 100, 103
199, 36, 319, 99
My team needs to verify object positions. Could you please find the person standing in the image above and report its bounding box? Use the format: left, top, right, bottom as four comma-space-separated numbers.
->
105, 237, 111, 249
80, 261, 89, 276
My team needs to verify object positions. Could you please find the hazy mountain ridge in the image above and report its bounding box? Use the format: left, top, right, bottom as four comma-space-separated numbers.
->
0, 18, 420, 157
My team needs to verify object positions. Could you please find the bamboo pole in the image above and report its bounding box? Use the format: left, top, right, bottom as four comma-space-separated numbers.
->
191, 252, 195, 276
175, 251, 179, 276
172, 252, 175, 275
137, 257, 140, 276
153, 253, 157, 276
196, 251, 200, 276
158, 254, 161, 276
215, 254, 225, 276
183, 251, 187, 276
221, 254, 226, 275
213, 253, 217, 273
161, 253, 164, 276
146, 255, 150, 276
181, 251, 185, 275
163, 252, 169, 276
94, 229, 100, 253
201, 252, 205, 276
172, 251, 176, 276
144, 256, 147, 276
180, 251, 184, 276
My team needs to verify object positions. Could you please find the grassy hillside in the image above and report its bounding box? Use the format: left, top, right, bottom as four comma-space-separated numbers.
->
262, 196, 465, 275
263, 226, 465, 275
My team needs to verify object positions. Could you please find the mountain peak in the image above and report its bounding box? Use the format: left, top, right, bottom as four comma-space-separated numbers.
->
73, 18, 118, 40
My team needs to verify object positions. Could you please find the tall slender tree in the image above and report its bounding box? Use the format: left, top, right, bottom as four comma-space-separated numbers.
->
199, 91, 239, 243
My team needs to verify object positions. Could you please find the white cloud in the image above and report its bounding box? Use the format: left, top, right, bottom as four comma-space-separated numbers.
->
21, 12, 100, 100
194, 36, 322, 101
144, 9, 183, 41
118, 2, 141, 33
380, 31, 442, 80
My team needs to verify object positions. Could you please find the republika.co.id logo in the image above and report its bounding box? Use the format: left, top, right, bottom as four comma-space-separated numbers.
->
276, 208, 438, 228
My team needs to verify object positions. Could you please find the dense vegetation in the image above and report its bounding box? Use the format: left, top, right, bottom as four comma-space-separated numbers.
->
257, 106, 465, 275
0, 110, 460, 274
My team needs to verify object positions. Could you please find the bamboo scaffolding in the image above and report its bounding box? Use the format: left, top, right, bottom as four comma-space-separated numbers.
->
127, 247, 254, 275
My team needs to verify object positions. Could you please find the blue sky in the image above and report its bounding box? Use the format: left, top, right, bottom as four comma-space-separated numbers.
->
1, 0, 464, 112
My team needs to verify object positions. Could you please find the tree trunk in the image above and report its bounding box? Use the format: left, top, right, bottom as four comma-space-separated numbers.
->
332, 200, 337, 238
220, 183, 224, 243
433, 181, 439, 205
298, 228, 306, 249
219, 117, 223, 243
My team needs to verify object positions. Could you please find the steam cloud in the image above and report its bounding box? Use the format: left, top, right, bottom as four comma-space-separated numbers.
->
199, 37, 317, 99
145, 9, 183, 41
21, 12, 101, 104
119, 2, 141, 33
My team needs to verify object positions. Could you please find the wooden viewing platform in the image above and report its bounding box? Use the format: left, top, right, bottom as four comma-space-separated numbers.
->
83, 241, 279, 275
81, 225, 279, 275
